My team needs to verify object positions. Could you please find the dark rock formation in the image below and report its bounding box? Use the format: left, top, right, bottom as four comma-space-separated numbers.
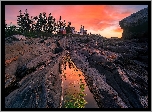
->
70, 43, 147, 108
5, 37, 63, 108
5, 12, 149, 109
119, 7, 148, 40
5, 53, 63, 108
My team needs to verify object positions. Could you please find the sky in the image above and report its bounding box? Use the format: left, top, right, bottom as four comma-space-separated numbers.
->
5, 5, 148, 38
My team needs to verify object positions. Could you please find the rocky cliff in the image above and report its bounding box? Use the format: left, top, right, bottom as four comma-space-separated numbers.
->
119, 7, 148, 40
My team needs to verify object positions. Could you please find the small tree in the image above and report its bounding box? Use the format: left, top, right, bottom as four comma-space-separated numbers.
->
42, 12, 47, 32
66, 22, 72, 34
17, 10, 24, 33
24, 9, 32, 33
32, 16, 38, 32
35, 13, 43, 32
17, 9, 31, 34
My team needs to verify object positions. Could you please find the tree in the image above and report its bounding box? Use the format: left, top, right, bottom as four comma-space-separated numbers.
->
47, 13, 53, 33
35, 13, 43, 32
32, 16, 38, 32
66, 22, 72, 34
17, 10, 24, 33
42, 12, 47, 32
17, 9, 32, 33
24, 9, 32, 32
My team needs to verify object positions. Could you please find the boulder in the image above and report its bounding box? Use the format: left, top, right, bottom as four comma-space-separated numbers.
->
119, 7, 148, 40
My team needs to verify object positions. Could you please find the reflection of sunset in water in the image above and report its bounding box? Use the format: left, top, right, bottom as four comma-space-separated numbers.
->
61, 58, 98, 108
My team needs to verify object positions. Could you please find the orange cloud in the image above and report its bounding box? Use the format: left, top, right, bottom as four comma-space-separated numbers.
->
5, 5, 145, 38
113, 27, 123, 32
57, 5, 123, 32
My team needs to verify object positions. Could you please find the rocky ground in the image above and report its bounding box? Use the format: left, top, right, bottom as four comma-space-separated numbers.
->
5, 34, 148, 108
68, 37, 148, 108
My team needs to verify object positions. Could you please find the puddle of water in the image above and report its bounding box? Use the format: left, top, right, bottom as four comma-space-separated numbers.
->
61, 56, 98, 108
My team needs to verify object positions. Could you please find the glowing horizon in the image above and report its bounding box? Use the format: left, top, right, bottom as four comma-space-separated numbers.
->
5, 5, 148, 38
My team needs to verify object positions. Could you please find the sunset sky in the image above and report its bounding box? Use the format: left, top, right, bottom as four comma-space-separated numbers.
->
5, 5, 148, 38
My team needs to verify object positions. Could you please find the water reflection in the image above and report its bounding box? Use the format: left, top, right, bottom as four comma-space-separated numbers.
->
61, 56, 98, 108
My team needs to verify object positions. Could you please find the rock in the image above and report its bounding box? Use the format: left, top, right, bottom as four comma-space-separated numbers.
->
5, 36, 20, 43
55, 41, 60, 47
39, 39, 44, 43
15, 65, 29, 79
137, 56, 148, 65
46, 42, 51, 46
5, 22, 148, 108
53, 47, 63, 54
89, 52, 107, 64
119, 7, 148, 40
5, 51, 63, 108
70, 52, 131, 108
79, 48, 90, 58
13, 35, 26, 40
5, 56, 18, 67
50, 43, 57, 51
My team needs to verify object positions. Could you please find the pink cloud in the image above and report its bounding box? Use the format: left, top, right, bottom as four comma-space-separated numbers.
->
5, 5, 146, 37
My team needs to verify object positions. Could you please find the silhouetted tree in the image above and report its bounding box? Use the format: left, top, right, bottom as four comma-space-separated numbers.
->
17, 9, 32, 33
42, 12, 47, 32
35, 13, 43, 32
66, 22, 72, 34
33, 16, 38, 32
52, 18, 56, 33
24, 9, 32, 32
15, 9, 82, 37
63, 20, 66, 29
17, 10, 24, 33
47, 13, 53, 33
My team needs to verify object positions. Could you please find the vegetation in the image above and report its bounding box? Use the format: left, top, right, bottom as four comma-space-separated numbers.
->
64, 79, 87, 108
61, 55, 88, 108
5, 9, 72, 38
